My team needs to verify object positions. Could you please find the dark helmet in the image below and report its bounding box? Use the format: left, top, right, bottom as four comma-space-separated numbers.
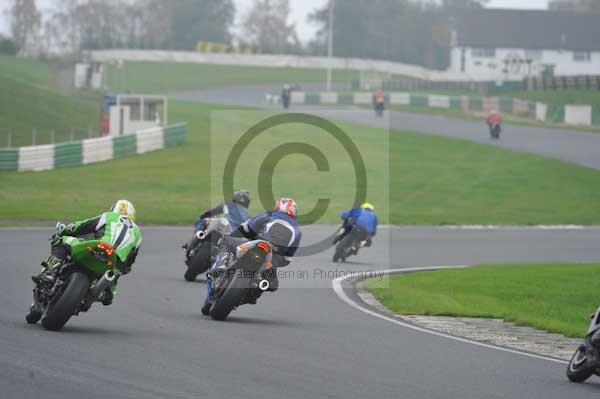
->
233, 189, 251, 208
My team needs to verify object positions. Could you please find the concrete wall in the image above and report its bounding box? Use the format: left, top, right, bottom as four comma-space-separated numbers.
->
90, 50, 472, 82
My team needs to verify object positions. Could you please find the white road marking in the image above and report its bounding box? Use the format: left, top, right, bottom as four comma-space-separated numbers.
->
331, 265, 569, 365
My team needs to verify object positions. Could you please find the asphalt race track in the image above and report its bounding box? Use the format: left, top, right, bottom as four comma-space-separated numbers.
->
3, 86, 600, 398
2, 226, 600, 399
171, 84, 600, 170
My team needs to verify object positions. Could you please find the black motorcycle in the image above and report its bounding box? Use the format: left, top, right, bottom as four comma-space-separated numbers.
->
281, 89, 291, 109
182, 217, 230, 282
374, 101, 385, 117
489, 123, 501, 140
567, 307, 600, 383
332, 223, 369, 263
202, 238, 274, 321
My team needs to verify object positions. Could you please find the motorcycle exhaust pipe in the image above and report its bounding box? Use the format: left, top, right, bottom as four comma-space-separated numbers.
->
196, 230, 207, 240
91, 270, 117, 298
258, 280, 270, 291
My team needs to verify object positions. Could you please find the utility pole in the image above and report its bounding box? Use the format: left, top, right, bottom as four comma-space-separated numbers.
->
326, 0, 335, 91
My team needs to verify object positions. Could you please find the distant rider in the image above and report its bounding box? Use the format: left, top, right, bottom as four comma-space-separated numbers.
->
486, 110, 503, 138
184, 190, 252, 260
281, 84, 292, 109
213, 198, 302, 298
333, 203, 378, 251
36, 200, 142, 306
373, 89, 386, 116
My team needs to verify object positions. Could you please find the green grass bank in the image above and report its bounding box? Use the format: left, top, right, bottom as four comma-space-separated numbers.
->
365, 263, 600, 338
2, 101, 600, 225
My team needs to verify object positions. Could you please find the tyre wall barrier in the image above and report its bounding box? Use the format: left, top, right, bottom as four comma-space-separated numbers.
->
0, 123, 187, 173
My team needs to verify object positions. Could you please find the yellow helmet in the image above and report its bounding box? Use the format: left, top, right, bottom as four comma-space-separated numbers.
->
112, 199, 136, 222
361, 202, 375, 211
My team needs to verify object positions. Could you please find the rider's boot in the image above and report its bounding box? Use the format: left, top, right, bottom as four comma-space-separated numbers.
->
32, 256, 61, 284
98, 283, 117, 306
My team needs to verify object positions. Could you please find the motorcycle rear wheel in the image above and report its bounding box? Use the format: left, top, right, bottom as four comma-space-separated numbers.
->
41, 272, 89, 331
333, 234, 354, 263
567, 345, 593, 383
210, 274, 248, 321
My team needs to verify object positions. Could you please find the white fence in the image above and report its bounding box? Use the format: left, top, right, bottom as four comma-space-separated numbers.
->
90, 50, 478, 82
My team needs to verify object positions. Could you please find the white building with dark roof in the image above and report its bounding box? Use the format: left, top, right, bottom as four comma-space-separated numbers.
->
447, 9, 600, 80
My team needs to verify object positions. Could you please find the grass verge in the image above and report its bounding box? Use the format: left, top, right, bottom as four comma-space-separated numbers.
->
365, 263, 600, 338
0, 55, 102, 146
2, 101, 600, 225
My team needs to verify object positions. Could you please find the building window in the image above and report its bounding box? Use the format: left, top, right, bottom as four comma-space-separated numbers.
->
573, 51, 591, 62
472, 48, 496, 58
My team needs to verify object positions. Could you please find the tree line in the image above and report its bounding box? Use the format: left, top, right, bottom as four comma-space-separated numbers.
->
5, 0, 600, 69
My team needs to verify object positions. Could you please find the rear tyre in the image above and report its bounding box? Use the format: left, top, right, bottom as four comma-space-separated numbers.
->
567, 345, 593, 383
210, 275, 247, 321
184, 244, 212, 282
41, 272, 89, 331
337, 234, 354, 263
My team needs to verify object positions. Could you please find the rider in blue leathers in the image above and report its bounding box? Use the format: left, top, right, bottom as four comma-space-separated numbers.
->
184, 190, 252, 261
196, 190, 252, 232
334, 203, 378, 248
213, 198, 301, 295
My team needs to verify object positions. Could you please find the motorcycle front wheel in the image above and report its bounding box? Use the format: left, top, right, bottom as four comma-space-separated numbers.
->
567, 345, 593, 383
184, 243, 212, 282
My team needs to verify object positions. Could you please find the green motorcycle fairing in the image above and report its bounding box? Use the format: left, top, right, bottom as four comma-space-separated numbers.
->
64, 237, 119, 276
62, 212, 142, 276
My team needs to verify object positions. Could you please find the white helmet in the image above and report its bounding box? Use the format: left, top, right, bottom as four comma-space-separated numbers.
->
112, 199, 136, 222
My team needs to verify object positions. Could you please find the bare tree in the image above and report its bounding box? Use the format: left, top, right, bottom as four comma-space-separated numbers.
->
10, 0, 41, 56
240, 0, 300, 54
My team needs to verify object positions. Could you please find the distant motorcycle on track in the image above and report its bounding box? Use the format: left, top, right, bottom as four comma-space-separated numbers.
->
488, 122, 501, 140
566, 306, 600, 383
332, 224, 369, 263
182, 217, 232, 282
486, 112, 502, 140
373, 90, 386, 117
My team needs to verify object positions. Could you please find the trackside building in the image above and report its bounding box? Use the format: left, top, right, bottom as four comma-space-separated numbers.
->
447, 9, 600, 80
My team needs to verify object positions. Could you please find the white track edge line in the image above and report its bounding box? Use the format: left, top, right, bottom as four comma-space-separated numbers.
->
331, 265, 568, 365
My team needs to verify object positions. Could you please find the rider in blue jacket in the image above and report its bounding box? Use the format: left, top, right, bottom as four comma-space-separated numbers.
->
196, 189, 252, 231
184, 190, 252, 261
215, 198, 301, 295
334, 203, 378, 247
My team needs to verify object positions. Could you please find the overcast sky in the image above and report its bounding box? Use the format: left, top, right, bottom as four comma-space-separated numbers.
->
1, 0, 551, 41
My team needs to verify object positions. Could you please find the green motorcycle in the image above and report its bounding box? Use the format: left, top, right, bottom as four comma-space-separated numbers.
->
27, 224, 121, 331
